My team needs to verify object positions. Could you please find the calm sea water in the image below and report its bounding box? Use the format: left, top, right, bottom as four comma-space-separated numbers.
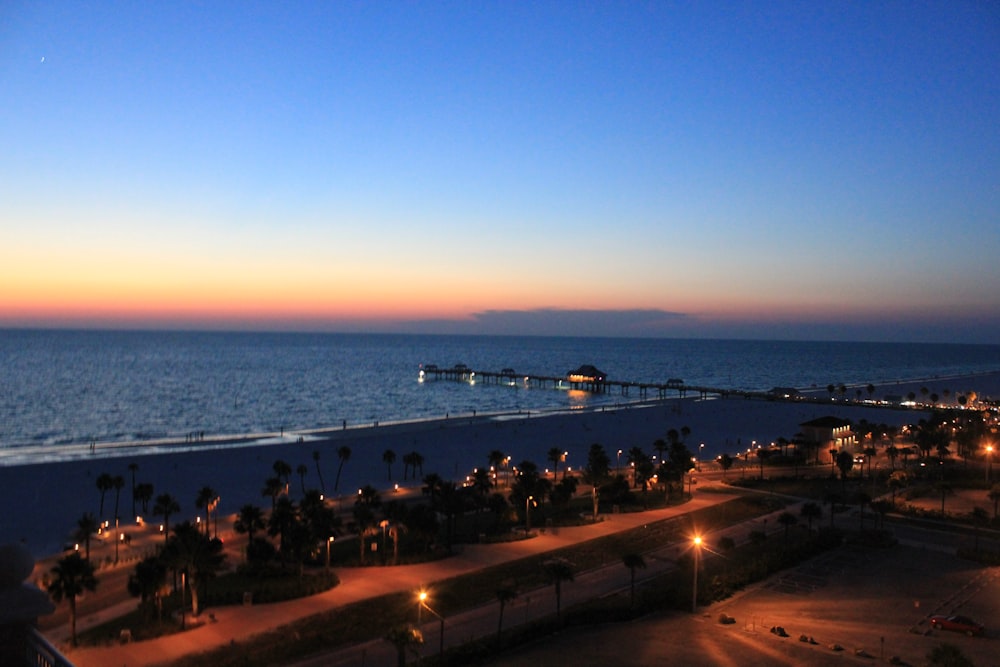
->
3, 329, 1000, 457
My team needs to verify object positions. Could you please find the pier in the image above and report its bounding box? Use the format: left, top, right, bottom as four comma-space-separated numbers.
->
418, 364, 741, 400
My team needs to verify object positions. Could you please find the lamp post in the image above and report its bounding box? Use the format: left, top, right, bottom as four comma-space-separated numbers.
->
379, 519, 389, 565
418, 592, 445, 662
987, 445, 994, 484
325, 536, 334, 570
617, 449, 622, 475
525, 495, 535, 535
691, 536, 702, 613
698, 443, 704, 471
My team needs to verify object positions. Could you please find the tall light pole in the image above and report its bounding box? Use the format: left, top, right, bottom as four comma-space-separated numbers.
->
325, 536, 334, 570
987, 445, 994, 484
691, 535, 702, 613
617, 449, 622, 475
525, 495, 535, 535
380, 519, 389, 565
418, 591, 445, 661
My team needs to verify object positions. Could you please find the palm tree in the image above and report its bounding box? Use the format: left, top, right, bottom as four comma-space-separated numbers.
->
581, 443, 610, 520
296, 464, 309, 495
111, 474, 125, 525
273, 459, 292, 491
135, 482, 154, 514
622, 553, 646, 607
96, 472, 114, 519
73, 512, 99, 561
128, 462, 139, 518
547, 447, 563, 479
885, 445, 899, 471
755, 447, 772, 480
127, 554, 168, 621
195, 486, 217, 536
836, 450, 855, 491
383, 449, 397, 481
385, 625, 423, 667
824, 491, 842, 528
800, 502, 822, 532
334, 446, 351, 491
495, 584, 518, 642
387, 521, 406, 565
408, 451, 425, 479
488, 449, 506, 486
312, 450, 326, 494
542, 558, 574, 622
162, 521, 227, 617
47, 552, 97, 647
262, 476, 284, 509
777, 511, 798, 540
717, 454, 733, 480
234, 503, 265, 557
153, 493, 180, 543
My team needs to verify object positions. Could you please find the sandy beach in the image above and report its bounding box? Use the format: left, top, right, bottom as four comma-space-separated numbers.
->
4, 372, 999, 560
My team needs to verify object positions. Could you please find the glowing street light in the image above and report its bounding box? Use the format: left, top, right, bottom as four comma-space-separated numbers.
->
987, 444, 994, 484
417, 590, 445, 659
325, 536, 335, 570
692, 535, 702, 613
525, 495, 536, 535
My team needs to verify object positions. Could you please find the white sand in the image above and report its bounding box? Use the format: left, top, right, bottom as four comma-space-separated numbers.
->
4, 372, 999, 558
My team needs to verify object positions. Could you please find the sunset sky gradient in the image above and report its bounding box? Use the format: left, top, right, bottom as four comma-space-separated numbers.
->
2, 2, 998, 342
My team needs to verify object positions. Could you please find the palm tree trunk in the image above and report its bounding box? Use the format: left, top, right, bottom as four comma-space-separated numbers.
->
69, 596, 78, 647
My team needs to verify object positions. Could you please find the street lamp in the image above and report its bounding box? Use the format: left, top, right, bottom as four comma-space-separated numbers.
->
698, 443, 704, 471
617, 449, 622, 474
379, 519, 389, 565
691, 536, 702, 613
418, 591, 445, 661
525, 496, 536, 535
325, 536, 334, 570
987, 445, 994, 484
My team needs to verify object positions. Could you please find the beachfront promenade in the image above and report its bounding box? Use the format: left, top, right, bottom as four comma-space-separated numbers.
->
61, 488, 755, 667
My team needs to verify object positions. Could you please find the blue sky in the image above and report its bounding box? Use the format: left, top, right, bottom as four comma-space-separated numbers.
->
2, 2, 998, 342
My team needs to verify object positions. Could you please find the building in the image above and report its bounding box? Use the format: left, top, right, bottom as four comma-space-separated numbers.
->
799, 416, 855, 451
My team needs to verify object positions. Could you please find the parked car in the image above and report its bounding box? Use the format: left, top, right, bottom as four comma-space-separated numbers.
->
929, 615, 984, 636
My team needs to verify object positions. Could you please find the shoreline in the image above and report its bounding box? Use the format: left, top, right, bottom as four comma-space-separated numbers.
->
4, 371, 999, 559
3, 369, 997, 467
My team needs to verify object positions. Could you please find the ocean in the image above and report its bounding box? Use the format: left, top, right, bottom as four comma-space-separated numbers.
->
3, 329, 1000, 462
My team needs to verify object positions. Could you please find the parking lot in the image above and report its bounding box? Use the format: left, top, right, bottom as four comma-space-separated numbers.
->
489, 542, 1000, 667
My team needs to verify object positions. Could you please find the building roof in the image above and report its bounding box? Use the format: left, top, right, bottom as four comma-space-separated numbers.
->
799, 416, 852, 428
568, 364, 606, 380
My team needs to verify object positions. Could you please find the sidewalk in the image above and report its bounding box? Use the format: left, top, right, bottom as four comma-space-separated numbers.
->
62, 490, 743, 667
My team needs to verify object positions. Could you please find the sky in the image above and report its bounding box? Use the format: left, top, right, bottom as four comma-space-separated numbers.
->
1, 1, 998, 343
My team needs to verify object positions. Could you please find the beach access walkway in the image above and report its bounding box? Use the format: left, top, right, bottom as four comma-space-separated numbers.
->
62, 487, 780, 667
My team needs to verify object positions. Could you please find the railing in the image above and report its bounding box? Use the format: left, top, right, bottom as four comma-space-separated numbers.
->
26, 627, 74, 667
